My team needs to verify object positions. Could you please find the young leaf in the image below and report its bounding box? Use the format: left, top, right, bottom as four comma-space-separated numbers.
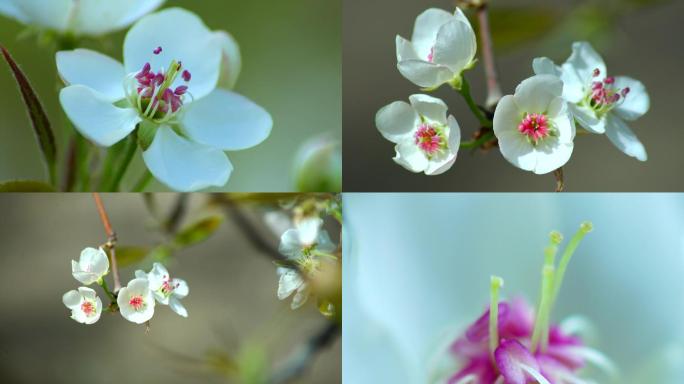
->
115, 246, 150, 267
173, 216, 223, 247
0, 45, 57, 184
0, 180, 55, 192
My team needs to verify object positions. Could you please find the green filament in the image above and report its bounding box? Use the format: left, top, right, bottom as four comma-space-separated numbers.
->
489, 275, 504, 360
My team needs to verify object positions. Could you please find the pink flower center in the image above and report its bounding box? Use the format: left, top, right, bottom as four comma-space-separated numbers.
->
587, 68, 629, 115
518, 113, 550, 142
81, 301, 95, 316
126, 46, 193, 122
129, 295, 144, 311
414, 123, 444, 155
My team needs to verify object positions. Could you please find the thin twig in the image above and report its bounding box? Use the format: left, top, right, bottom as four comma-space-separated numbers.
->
553, 168, 565, 192
270, 322, 340, 384
165, 194, 189, 234
92, 193, 122, 292
476, 3, 502, 109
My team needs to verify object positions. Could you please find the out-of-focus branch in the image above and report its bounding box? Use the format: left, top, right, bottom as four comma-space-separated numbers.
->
92, 193, 121, 292
270, 322, 340, 384
553, 168, 565, 192
165, 193, 189, 234
476, 3, 502, 109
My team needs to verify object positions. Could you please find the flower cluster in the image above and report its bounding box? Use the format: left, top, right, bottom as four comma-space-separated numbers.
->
56, 7, 272, 191
377, 7, 649, 181
62, 247, 188, 325
441, 222, 616, 384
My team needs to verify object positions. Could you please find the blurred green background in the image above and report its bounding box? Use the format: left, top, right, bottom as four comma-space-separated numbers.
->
0, 0, 341, 192
343, 0, 684, 191
0, 194, 340, 383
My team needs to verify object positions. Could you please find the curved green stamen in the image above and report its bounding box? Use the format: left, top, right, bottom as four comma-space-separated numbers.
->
489, 275, 504, 360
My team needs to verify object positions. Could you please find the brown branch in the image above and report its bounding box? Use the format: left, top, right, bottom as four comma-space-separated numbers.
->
92, 193, 121, 292
270, 322, 340, 384
476, 4, 502, 109
553, 168, 565, 192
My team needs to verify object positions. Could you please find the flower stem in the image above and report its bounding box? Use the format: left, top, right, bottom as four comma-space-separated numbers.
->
531, 265, 555, 353
106, 133, 137, 192
475, 3, 502, 108
100, 277, 116, 303
132, 170, 153, 192
92, 193, 121, 292
460, 131, 494, 149
458, 77, 493, 128
489, 275, 504, 360
550, 222, 593, 307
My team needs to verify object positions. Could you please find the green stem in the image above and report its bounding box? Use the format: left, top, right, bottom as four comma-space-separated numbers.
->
311, 250, 338, 260
550, 222, 593, 308
460, 131, 494, 149
458, 77, 493, 128
106, 134, 137, 192
99, 278, 116, 303
531, 265, 555, 353
489, 275, 503, 361
132, 170, 153, 192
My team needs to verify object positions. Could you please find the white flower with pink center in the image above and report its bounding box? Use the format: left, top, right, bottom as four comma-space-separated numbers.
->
117, 277, 155, 324
62, 286, 102, 324
56, 7, 272, 191
533, 41, 650, 161
376, 94, 461, 175
396, 8, 476, 90
0, 0, 164, 37
493, 75, 575, 174
135, 262, 188, 317
71, 247, 109, 285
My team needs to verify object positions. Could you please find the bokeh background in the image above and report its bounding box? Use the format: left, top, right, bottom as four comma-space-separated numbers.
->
343, 193, 684, 383
0, 194, 340, 383
0, 0, 341, 192
343, 0, 684, 191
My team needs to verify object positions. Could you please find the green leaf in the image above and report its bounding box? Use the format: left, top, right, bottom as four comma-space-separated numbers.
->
173, 216, 223, 247
0, 45, 57, 185
0, 180, 55, 192
115, 246, 150, 268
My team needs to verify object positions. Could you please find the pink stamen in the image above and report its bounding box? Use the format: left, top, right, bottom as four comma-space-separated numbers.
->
129, 295, 144, 311
174, 85, 188, 95
81, 301, 95, 316
414, 123, 443, 155
427, 47, 435, 63
592, 68, 600, 77
518, 113, 549, 141
603, 76, 615, 84
182, 70, 192, 82
153, 46, 162, 55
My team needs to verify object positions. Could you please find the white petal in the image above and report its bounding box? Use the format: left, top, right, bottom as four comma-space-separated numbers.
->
56, 49, 125, 102
85, 296, 103, 324
605, 115, 647, 161
182, 89, 272, 151
396, 35, 419, 62
376, 101, 419, 143
134, 270, 147, 279
297, 217, 323, 245
148, 263, 168, 290
215, 31, 242, 89
569, 104, 604, 134
291, 284, 310, 309
278, 269, 303, 300
393, 141, 429, 173
532, 139, 573, 175
565, 41, 606, 86
73, 0, 164, 36
172, 278, 189, 298
279, 229, 303, 259
533, 57, 584, 101
411, 8, 454, 59
550, 102, 576, 144
532, 57, 562, 77
168, 297, 188, 317
124, 7, 222, 100
142, 126, 232, 191
613, 76, 649, 121
425, 115, 460, 176
432, 20, 476, 73
397, 60, 454, 89
10, 0, 71, 31
60, 85, 140, 147
78, 287, 97, 301
62, 289, 81, 309
316, 230, 337, 253
513, 75, 563, 114
493, 95, 523, 136
409, 94, 448, 125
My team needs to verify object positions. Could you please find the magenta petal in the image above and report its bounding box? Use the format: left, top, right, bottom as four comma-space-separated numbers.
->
500, 297, 536, 338
448, 356, 498, 384
466, 302, 510, 342
495, 339, 543, 384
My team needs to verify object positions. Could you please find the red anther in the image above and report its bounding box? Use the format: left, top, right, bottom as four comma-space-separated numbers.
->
153, 46, 162, 55
603, 76, 615, 84
182, 70, 191, 82
592, 68, 600, 77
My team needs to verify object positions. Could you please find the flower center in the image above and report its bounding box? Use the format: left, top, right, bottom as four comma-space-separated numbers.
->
129, 295, 145, 311
414, 123, 447, 157
124, 46, 193, 124
518, 113, 551, 144
81, 301, 96, 317
583, 68, 629, 118
298, 254, 321, 276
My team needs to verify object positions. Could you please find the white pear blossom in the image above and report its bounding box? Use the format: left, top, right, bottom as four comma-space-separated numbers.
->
396, 8, 477, 89
62, 287, 102, 324
0, 0, 164, 37
277, 227, 336, 309
71, 247, 109, 285
493, 74, 575, 174
533, 41, 649, 161
135, 262, 188, 317
376, 94, 461, 175
56, 8, 272, 191
117, 277, 155, 324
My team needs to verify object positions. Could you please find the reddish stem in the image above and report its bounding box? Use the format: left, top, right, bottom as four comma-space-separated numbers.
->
477, 4, 502, 109
92, 193, 121, 292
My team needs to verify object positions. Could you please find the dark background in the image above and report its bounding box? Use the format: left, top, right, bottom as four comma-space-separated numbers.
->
343, 0, 684, 191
